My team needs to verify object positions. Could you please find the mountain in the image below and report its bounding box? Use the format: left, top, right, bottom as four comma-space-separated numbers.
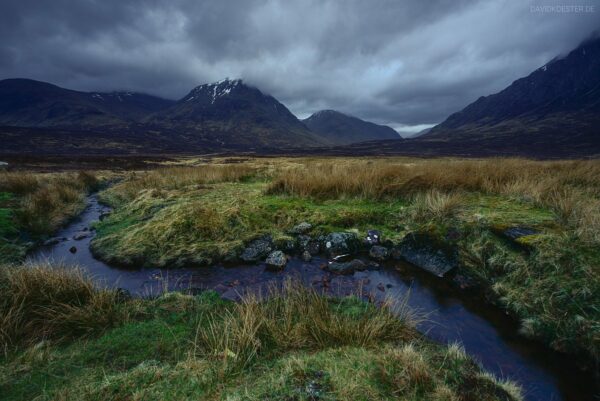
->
0, 78, 174, 127
303, 109, 401, 145
149, 79, 328, 148
425, 35, 600, 147
0, 78, 328, 154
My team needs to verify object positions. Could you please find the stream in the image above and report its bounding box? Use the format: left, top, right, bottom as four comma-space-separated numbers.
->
27, 195, 598, 401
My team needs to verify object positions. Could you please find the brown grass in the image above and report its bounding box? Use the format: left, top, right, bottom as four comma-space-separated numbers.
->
267, 159, 600, 200
105, 164, 257, 205
0, 170, 100, 235
0, 262, 126, 352
410, 190, 464, 222
267, 158, 600, 243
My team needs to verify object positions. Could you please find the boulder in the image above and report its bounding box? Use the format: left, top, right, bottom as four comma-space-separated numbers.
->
69, 246, 77, 254
301, 250, 312, 262
369, 245, 389, 261
326, 259, 367, 275
265, 250, 287, 269
323, 232, 359, 257
396, 233, 457, 277
289, 222, 312, 235
240, 235, 273, 262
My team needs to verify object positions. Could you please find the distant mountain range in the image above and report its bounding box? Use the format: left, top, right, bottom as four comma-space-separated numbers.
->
0, 78, 174, 127
302, 110, 400, 145
0, 78, 402, 154
0, 35, 599, 157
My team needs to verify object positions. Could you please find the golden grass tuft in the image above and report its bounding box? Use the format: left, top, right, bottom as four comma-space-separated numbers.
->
107, 164, 257, 205
0, 170, 100, 235
0, 262, 126, 352
410, 190, 463, 222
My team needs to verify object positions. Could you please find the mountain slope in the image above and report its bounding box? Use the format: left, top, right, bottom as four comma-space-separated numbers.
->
425, 35, 600, 144
303, 110, 401, 145
150, 79, 328, 148
0, 78, 174, 127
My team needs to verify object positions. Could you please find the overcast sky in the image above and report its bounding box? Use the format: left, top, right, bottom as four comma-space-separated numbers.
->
1, 0, 598, 134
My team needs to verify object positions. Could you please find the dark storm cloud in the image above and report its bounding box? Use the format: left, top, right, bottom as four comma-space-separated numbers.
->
1, 0, 599, 133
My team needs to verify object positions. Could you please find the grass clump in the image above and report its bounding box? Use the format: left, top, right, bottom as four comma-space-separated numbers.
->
0, 263, 127, 352
194, 281, 414, 374
0, 171, 101, 263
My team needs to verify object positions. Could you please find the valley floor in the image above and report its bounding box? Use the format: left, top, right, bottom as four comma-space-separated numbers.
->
1, 156, 599, 399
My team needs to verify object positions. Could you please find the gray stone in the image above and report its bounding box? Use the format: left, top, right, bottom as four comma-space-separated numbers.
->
289, 222, 312, 235
301, 250, 312, 262
297, 235, 311, 250
265, 250, 287, 269
323, 232, 359, 257
369, 245, 389, 261
397, 233, 457, 277
297, 235, 320, 254
240, 235, 273, 262
326, 259, 367, 275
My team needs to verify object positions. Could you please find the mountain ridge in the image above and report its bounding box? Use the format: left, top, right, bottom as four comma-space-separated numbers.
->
303, 109, 401, 145
0, 78, 328, 151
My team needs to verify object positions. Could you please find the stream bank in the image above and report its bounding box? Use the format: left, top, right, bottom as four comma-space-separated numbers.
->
27, 194, 599, 401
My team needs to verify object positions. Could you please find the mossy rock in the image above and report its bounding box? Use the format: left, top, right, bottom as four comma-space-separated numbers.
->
396, 232, 458, 277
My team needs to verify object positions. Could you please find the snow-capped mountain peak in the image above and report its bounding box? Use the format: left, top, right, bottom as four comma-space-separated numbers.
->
185, 78, 243, 103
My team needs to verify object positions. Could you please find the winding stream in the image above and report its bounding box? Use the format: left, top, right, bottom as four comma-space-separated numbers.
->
27, 195, 598, 401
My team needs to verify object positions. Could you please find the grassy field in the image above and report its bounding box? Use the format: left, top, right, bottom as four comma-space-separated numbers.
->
0, 171, 101, 263
89, 157, 600, 364
0, 264, 522, 401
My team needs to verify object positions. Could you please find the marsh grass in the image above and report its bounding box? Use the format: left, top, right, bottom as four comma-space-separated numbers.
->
0, 263, 126, 352
104, 164, 257, 206
410, 190, 463, 223
194, 280, 415, 374
268, 158, 600, 243
0, 170, 100, 236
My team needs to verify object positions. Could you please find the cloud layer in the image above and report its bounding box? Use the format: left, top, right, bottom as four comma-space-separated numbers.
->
1, 0, 598, 133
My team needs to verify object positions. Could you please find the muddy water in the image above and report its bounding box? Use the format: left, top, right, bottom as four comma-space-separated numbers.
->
28, 195, 598, 401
